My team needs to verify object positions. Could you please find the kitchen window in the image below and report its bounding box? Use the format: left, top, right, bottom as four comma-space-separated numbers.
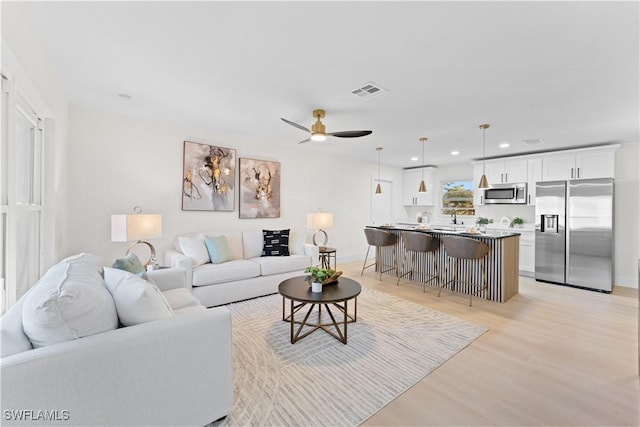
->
441, 180, 475, 216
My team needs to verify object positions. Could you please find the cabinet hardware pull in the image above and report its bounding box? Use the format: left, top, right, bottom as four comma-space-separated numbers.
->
571, 167, 574, 179
577, 167, 580, 178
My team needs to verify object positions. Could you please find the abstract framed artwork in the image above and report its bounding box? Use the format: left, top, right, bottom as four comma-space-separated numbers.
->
239, 157, 281, 218
182, 141, 236, 211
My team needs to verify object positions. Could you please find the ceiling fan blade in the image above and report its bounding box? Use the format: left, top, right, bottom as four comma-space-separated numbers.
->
297, 137, 312, 144
281, 117, 310, 133
327, 130, 373, 138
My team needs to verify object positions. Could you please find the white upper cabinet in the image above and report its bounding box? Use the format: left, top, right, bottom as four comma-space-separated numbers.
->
541, 147, 616, 181
403, 167, 436, 206
484, 158, 528, 184
527, 157, 542, 205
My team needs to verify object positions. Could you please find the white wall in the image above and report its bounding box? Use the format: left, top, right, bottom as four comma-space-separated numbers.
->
614, 142, 640, 288
66, 106, 404, 265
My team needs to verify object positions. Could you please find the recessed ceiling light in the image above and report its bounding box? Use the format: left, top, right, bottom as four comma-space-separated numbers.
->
410, 157, 419, 162
118, 93, 131, 101
450, 150, 460, 156
499, 142, 510, 148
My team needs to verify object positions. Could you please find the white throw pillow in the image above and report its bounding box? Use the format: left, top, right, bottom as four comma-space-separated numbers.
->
289, 230, 307, 255
103, 267, 175, 326
22, 253, 118, 349
178, 236, 210, 266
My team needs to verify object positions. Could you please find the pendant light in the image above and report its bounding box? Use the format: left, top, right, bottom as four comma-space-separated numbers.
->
477, 124, 490, 189
375, 147, 383, 194
418, 137, 428, 192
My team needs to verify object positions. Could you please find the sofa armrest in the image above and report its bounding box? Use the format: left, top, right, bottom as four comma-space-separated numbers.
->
1, 307, 233, 427
303, 243, 319, 261
165, 249, 194, 290
146, 267, 187, 292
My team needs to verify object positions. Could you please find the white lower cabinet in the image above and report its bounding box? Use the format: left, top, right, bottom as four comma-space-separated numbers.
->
518, 230, 535, 276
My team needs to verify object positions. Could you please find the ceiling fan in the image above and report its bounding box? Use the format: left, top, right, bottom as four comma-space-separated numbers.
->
281, 109, 373, 144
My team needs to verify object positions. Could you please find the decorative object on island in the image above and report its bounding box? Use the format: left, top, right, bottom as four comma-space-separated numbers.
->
510, 217, 524, 228
477, 124, 490, 189
375, 147, 383, 194
418, 137, 428, 193
307, 211, 334, 248
305, 266, 342, 292
239, 157, 281, 218
475, 217, 494, 232
111, 207, 162, 270
182, 141, 236, 211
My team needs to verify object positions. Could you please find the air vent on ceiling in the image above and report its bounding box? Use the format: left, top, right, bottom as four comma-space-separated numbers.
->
351, 82, 388, 99
521, 138, 545, 146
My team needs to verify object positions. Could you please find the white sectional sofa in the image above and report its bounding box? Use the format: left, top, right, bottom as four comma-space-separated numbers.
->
165, 229, 318, 307
0, 254, 233, 427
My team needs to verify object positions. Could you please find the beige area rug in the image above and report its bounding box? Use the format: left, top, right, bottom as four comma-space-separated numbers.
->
212, 287, 487, 427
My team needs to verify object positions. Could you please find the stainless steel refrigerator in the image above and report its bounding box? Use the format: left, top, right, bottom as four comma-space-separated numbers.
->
535, 178, 614, 292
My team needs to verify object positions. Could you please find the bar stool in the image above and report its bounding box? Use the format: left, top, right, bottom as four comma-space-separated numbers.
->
438, 236, 490, 306
361, 228, 398, 281
397, 231, 440, 292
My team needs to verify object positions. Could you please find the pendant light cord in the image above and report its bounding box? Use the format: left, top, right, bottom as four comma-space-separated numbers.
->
482, 126, 486, 174
421, 139, 425, 179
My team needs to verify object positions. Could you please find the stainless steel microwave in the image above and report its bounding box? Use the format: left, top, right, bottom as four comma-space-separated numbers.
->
483, 182, 527, 204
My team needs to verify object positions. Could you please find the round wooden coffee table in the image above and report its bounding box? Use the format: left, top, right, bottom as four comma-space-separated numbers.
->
278, 276, 361, 344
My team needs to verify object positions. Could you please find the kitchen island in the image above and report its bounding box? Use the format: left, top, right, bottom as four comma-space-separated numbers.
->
366, 225, 520, 303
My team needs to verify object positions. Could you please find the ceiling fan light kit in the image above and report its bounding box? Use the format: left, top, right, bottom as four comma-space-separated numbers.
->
281, 109, 373, 144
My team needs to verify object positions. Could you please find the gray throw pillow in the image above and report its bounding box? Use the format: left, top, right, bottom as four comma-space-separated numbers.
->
112, 253, 145, 276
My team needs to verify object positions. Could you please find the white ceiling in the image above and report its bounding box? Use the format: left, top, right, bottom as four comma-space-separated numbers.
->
14, 1, 640, 167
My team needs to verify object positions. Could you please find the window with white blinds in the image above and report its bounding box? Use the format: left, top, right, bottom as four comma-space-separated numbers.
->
1, 75, 46, 314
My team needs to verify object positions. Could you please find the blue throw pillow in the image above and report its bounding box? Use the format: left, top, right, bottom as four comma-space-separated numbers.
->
262, 229, 290, 256
204, 235, 233, 264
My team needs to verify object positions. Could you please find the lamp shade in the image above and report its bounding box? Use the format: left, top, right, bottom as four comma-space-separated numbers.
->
111, 214, 162, 242
306, 212, 334, 230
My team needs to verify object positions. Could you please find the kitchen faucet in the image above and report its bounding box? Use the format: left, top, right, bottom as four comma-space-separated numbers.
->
451, 211, 457, 225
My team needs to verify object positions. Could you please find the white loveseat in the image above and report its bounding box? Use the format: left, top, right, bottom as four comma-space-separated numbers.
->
165, 229, 319, 307
0, 254, 233, 427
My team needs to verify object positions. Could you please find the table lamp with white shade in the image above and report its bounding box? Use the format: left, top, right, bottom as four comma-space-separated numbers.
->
307, 211, 334, 249
111, 208, 162, 270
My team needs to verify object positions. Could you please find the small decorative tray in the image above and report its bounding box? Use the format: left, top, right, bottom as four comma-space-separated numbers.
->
322, 271, 343, 285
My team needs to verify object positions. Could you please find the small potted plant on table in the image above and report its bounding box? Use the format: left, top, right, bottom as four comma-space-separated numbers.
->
304, 267, 342, 293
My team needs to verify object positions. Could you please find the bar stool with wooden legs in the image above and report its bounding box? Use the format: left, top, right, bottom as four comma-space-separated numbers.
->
438, 235, 491, 306
397, 231, 440, 292
361, 228, 398, 281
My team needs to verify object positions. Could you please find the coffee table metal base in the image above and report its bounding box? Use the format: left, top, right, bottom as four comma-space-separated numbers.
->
282, 297, 357, 344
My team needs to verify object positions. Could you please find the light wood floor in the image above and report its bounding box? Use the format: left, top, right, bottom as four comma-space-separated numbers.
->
337, 261, 640, 426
